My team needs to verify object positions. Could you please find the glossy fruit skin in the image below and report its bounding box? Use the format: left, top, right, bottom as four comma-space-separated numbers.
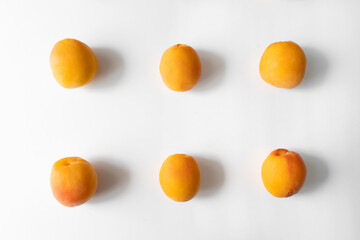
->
50, 157, 97, 207
159, 154, 201, 202
50, 38, 98, 88
159, 44, 201, 92
259, 41, 306, 89
261, 149, 306, 198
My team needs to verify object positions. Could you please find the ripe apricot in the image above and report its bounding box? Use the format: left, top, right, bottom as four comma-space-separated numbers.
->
50, 157, 97, 207
261, 149, 306, 197
259, 41, 306, 89
50, 38, 98, 88
159, 154, 201, 202
159, 44, 201, 92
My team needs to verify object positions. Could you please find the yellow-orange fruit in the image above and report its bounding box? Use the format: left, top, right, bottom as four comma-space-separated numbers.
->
50, 157, 97, 207
259, 41, 306, 89
50, 38, 98, 88
159, 44, 201, 92
159, 154, 201, 202
261, 149, 306, 197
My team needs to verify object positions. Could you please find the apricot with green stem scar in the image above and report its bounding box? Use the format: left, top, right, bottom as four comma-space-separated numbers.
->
159, 44, 201, 92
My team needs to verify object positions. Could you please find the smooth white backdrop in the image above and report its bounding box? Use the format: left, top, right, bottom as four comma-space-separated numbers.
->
0, 0, 359, 239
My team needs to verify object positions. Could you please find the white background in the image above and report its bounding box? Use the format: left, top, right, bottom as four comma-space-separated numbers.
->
0, 0, 359, 239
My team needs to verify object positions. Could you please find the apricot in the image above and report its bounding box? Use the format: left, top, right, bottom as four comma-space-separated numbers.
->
261, 149, 306, 197
259, 41, 306, 89
159, 44, 201, 92
50, 38, 98, 88
50, 157, 97, 207
159, 154, 201, 202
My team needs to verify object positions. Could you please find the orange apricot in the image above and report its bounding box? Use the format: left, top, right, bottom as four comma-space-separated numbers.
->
159, 44, 201, 92
159, 154, 201, 202
261, 149, 306, 197
259, 41, 306, 89
50, 38, 98, 88
50, 157, 97, 207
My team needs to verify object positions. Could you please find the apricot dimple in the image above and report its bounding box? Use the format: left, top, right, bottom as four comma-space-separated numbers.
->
159, 154, 201, 202
159, 44, 201, 92
50, 38, 98, 89
274, 149, 288, 156
261, 149, 306, 198
259, 41, 306, 89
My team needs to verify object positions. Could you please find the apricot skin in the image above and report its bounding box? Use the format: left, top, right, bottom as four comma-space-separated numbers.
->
50, 38, 98, 88
50, 157, 97, 207
159, 154, 201, 202
261, 149, 306, 198
159, 44, 201, 92
259, 41, 306, 89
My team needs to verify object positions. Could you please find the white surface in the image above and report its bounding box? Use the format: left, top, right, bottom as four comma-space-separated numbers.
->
0, 0, 359, 239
